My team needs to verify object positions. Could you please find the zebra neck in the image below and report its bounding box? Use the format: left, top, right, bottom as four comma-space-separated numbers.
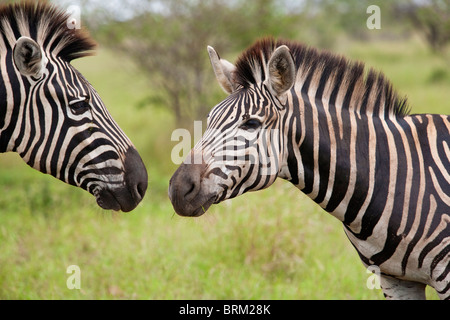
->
284, 96, 402, 231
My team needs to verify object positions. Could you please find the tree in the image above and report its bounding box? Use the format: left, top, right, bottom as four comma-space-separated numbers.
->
91, 0, 303, 126
398, 0, 450, 53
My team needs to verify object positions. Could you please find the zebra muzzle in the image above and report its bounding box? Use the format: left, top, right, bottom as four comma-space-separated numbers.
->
168, 161, 216, 217
96, 147, 148, 212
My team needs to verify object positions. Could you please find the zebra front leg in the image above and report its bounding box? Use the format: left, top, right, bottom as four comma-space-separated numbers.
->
380, 275, 426, 300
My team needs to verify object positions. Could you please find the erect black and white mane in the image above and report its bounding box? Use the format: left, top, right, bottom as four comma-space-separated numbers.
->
234, 38, 410, 118
0, 1, 95, 61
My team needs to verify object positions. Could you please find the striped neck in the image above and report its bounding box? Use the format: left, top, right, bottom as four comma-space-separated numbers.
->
282, 70, 409, 234
285, 91, 379, 224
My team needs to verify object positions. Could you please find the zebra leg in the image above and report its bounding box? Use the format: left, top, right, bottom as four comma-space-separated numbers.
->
380, 275, 426, 300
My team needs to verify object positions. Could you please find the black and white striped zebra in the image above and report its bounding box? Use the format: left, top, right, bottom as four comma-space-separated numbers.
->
0, 2, 147, 212
169, 38, 450, 299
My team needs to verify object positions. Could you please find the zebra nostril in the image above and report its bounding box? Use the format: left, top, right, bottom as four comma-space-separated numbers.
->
123, 147, 148, 207
137, 181, 146, 200
184, 179, 200, 202
186, 181, 195, 195
168, 158, 209, 216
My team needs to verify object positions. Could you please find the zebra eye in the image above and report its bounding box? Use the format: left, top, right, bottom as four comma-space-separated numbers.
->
240, 118, 262, 131
69, 98, 90, 115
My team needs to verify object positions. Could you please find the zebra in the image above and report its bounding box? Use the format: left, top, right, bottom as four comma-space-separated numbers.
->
169, 38, 450, 299
0, 2, 147, 212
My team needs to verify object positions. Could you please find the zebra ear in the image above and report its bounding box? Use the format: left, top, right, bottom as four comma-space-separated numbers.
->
13, 37, 47, 78
207, 46, 237, 94
266, 45, 296, 105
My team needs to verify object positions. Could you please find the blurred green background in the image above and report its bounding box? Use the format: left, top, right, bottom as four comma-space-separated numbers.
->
0, 0, 449, 299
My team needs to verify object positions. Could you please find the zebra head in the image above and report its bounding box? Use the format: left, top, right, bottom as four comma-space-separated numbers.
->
169, 40, 297, 216
0, 2, 147, 212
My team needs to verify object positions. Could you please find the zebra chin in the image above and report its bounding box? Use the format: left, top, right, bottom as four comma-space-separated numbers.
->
95, 187, 142, 213
170, 193, 216, 217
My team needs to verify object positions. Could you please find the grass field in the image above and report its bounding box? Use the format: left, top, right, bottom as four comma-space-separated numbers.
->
0, 37, 448, 299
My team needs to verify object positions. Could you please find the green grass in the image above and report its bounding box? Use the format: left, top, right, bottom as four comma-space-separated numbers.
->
0, 168, 381, 299
0, 38, 447, 299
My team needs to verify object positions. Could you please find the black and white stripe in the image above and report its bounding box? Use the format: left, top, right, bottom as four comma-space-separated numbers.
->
169, 38, 450, 299
0, 2, 147, 212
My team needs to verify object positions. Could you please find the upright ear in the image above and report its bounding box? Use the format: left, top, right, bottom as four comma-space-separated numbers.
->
266, 45, 296, 105
13, 36, 47, 78
207, 46, 237, 95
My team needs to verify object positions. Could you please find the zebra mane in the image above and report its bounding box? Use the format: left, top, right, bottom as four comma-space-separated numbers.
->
235, 38, 410, 118
0, 1, 96, 61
